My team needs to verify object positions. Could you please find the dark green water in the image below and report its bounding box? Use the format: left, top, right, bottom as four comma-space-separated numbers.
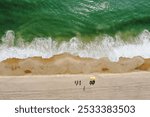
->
0, 0, 150, 42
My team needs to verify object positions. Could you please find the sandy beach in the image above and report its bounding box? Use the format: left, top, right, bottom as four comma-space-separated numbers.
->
0, 53, 150, 76
0, 53, 150, 99
0, 71, 150, 100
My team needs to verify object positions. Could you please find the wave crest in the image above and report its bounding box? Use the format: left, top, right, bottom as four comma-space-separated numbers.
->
0, 30, 150, 62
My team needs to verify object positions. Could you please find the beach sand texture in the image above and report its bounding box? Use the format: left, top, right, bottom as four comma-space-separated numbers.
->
0, 72, 150, 99
0, 53, 150, 99
0, 53, 150, 76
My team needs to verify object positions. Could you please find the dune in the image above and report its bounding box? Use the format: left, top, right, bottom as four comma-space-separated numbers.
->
0, 53, 150, 76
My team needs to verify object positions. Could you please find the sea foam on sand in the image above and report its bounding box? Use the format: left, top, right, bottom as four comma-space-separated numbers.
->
0, 30, 150, 75
0, 30, 150, 62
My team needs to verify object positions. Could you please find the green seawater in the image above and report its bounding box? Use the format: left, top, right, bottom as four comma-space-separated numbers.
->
0, 0, 150, 42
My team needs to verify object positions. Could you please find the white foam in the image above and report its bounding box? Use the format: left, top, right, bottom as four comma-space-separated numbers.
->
0, 30, 150, 62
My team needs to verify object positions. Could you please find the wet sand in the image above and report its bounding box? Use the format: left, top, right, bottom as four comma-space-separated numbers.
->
0, 72, 150, 100
0, 53, 150, 75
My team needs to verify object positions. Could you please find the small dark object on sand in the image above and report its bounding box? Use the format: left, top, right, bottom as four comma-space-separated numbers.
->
83, 86, 85, 91
89, 80, 95, 85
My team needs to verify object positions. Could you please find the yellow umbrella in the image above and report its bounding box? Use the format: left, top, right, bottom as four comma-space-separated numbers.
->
90, 76, 96, 81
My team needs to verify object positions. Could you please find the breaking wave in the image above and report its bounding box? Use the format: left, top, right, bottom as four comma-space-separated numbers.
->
0, 30, 150, 62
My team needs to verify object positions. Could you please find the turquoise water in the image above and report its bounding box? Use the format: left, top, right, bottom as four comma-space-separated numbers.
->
0, 0, 150, 42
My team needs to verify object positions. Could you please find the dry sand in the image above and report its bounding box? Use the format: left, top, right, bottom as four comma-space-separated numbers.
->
0, 72, 150, 99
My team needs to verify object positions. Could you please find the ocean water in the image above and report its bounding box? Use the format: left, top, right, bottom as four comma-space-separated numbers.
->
0, 0, 150, 61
